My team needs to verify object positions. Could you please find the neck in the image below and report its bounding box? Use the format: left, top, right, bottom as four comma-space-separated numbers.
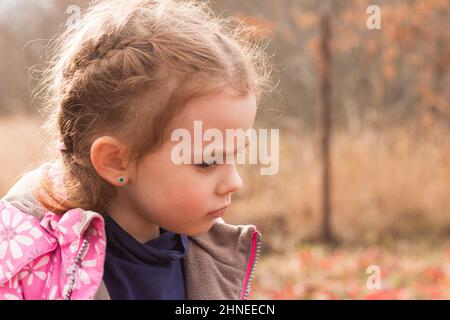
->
106, 192, 160, 243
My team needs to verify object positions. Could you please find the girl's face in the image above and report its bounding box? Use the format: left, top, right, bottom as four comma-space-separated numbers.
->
127, 86, 257, 237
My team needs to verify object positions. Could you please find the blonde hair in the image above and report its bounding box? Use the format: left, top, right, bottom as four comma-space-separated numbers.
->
34, 0, 275, 215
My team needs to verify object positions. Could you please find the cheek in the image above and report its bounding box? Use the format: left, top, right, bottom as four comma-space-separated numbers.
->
174, 185, 208, 213
161, 170, 213, 216
135, 164, 212, 215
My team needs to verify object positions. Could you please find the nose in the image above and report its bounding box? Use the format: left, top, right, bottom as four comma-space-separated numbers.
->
216, 164, 243, 196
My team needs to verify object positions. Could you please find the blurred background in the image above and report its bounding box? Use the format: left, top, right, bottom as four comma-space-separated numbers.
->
0, 0, 449, 299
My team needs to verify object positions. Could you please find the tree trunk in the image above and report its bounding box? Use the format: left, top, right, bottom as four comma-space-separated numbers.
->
319, 6, 335, 244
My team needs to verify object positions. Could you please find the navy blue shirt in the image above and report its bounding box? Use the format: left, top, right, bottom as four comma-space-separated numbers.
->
103, 216, 189, 300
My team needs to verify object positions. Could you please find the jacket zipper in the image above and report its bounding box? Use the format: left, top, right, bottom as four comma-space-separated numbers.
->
64, 227, 92, 300
242, 229, 262, 300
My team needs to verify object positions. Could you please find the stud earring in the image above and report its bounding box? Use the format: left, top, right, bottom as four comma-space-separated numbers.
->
117, 176, 127, 185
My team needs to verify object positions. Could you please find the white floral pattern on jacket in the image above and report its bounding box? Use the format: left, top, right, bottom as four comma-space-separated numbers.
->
0, 200, 106, 300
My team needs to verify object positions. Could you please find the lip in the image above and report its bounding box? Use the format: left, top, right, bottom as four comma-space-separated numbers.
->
208, 205, 229, 218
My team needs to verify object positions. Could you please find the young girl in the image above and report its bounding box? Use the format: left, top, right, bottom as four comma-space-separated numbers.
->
0, 0, 273, 300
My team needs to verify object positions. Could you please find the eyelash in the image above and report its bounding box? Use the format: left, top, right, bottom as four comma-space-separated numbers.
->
194, 149, 247, 169
195, 160, 217, 169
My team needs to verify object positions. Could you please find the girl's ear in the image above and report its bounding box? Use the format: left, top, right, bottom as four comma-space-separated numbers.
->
90, 136, 131, 186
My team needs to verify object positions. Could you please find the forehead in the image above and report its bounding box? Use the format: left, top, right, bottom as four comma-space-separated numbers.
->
170, 86, 257, 133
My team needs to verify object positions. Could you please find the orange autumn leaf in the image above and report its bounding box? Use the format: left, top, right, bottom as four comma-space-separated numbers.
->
364, 289, 407, 300
292, 12, 318, 30
234, 13, 275, 38
382, 64, 397, 80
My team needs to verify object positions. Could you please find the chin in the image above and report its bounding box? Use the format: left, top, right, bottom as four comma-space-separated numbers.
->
185, 221, 214, 237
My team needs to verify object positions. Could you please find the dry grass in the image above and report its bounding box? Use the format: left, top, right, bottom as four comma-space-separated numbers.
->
0, 115, 55, 197
227, 119, 450, 252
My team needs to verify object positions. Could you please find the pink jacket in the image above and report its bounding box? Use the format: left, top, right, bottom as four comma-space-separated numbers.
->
0, 161, 262, 300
